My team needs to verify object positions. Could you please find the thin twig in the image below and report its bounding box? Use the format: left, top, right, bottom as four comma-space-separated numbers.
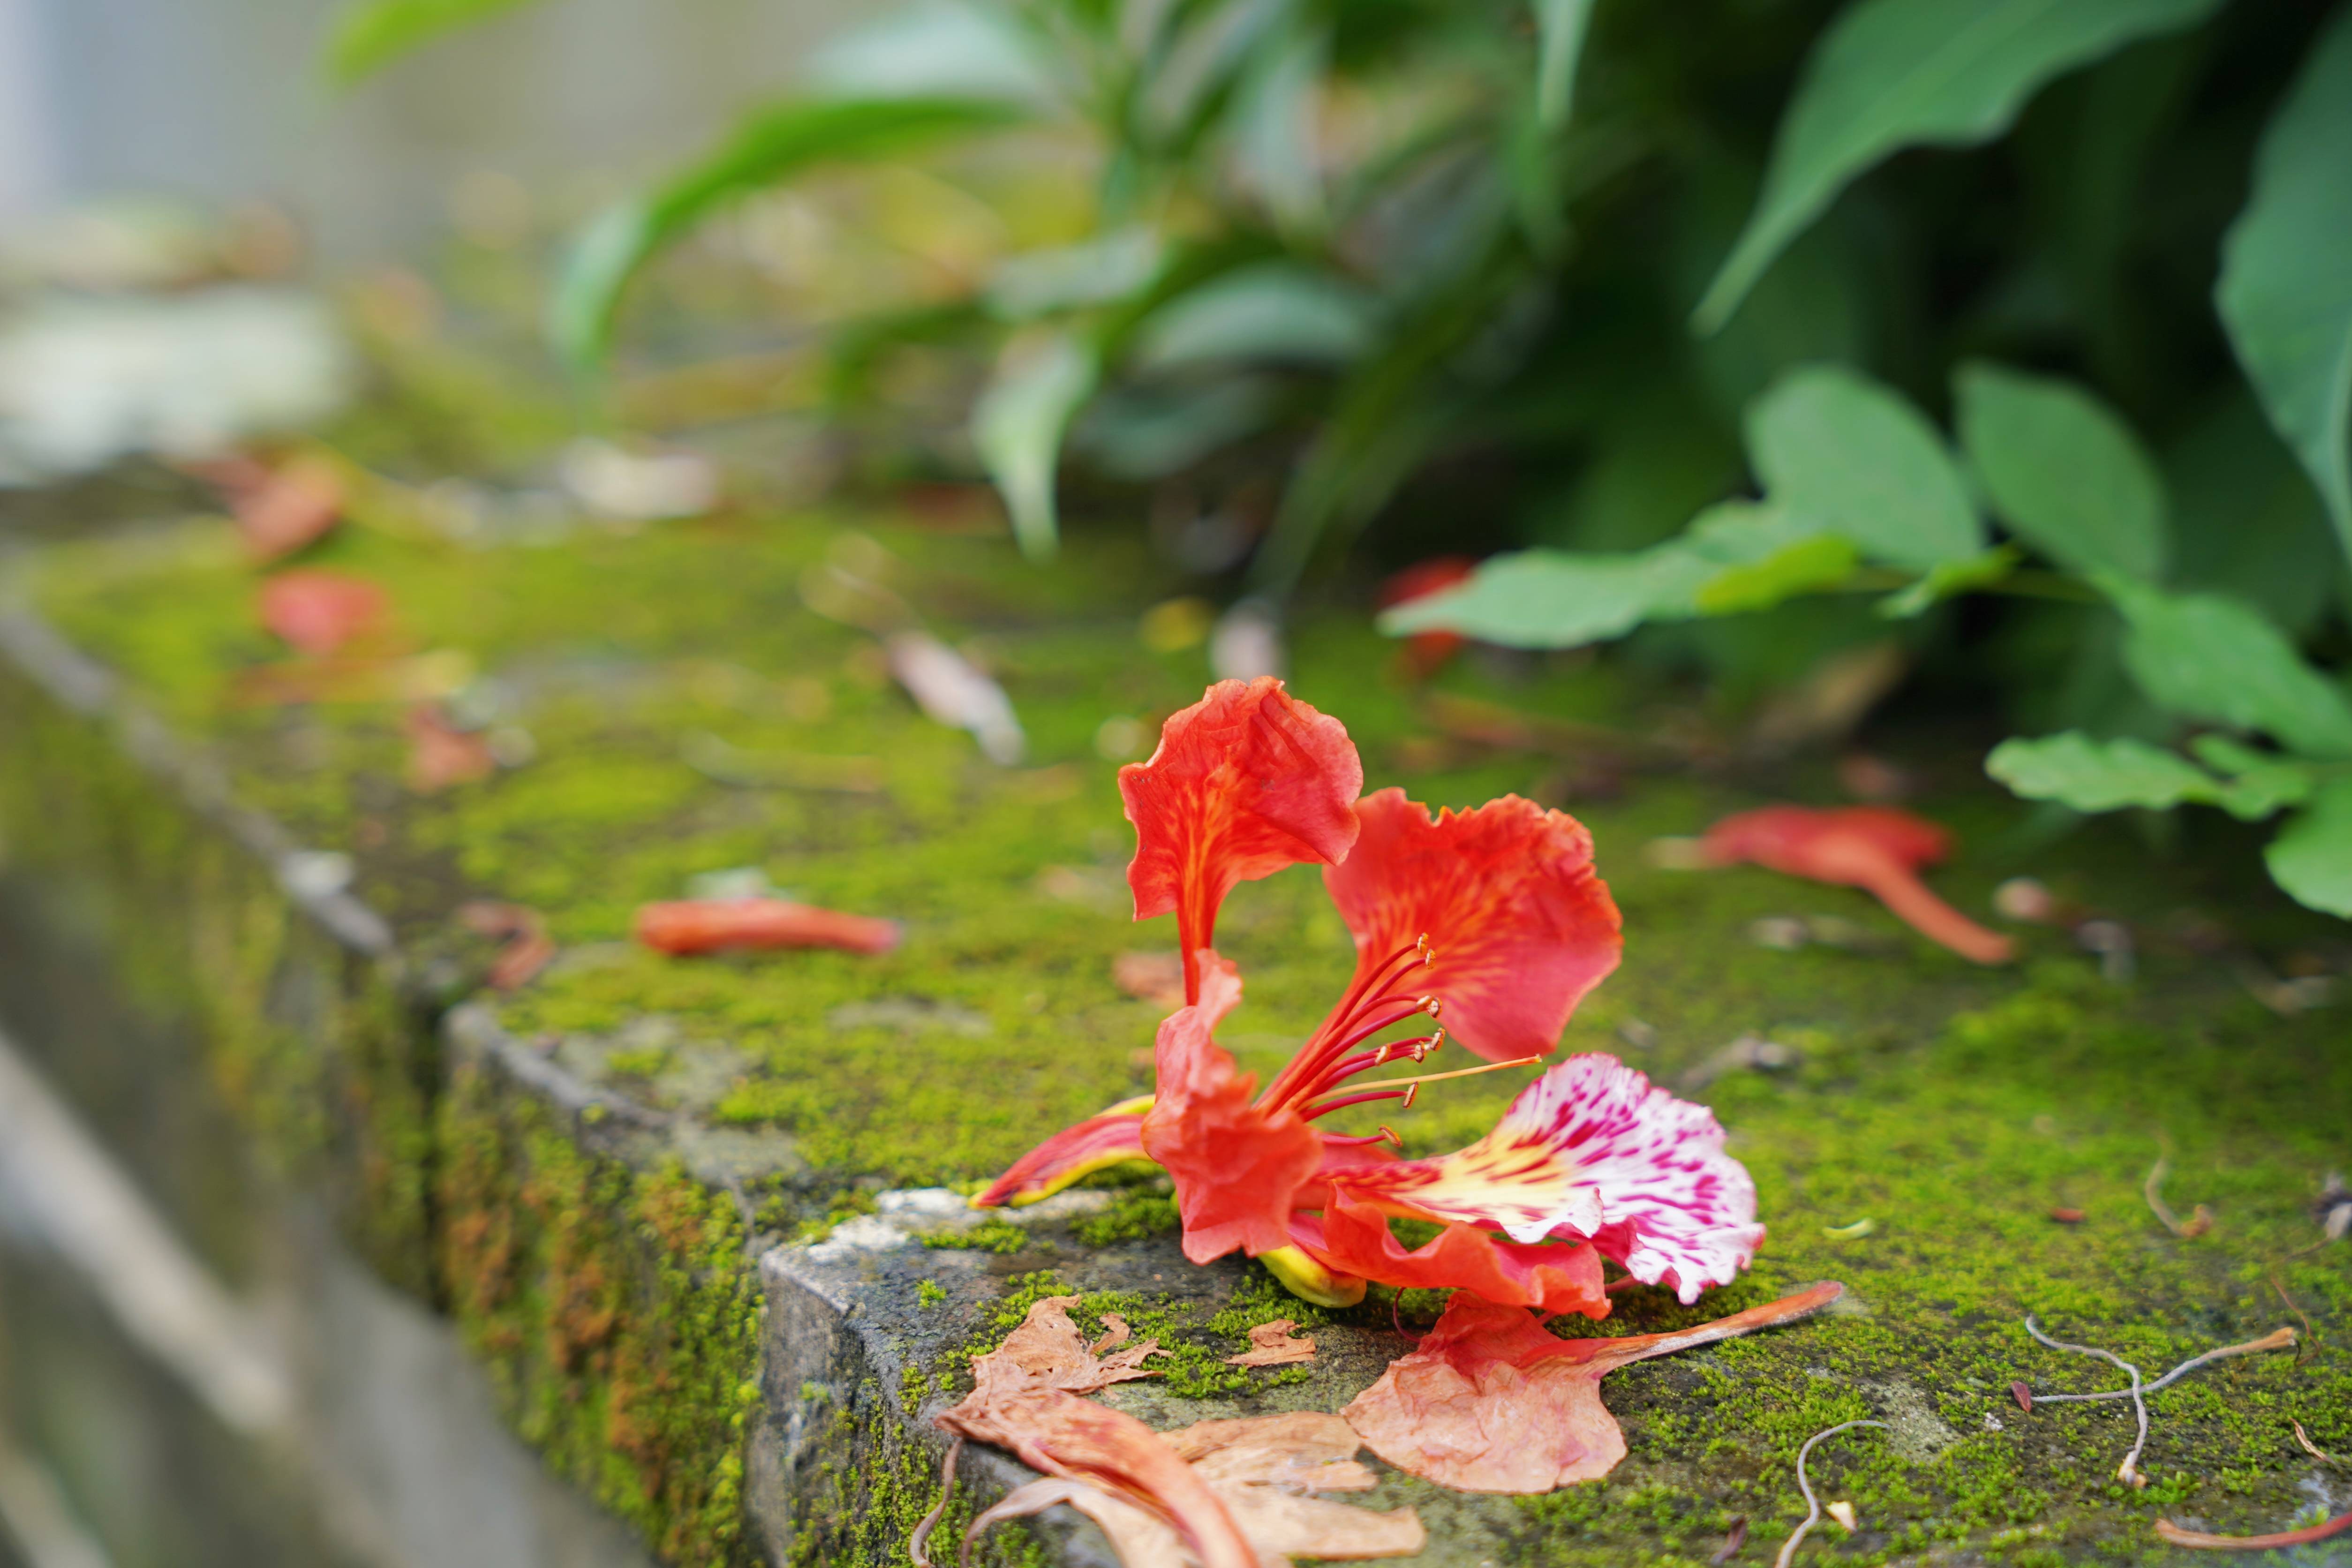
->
2145, 1150, 2214, 1238
2293, 1421, 2339, 1466
2025, 1328, 2296, 1405
2269, 1267, 2314, 1362
2156, 1509, 2352, 1550
908, 1437, 962, 1568
2024, 1318, 2148, 1486
1773, 1420, 1887, 1568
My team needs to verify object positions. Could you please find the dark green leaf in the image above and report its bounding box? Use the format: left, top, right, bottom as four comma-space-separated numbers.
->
324, 0, 543, 84
549, 97, 1026, 370
2265, 777, 2352, 918
972, 333, 1099, 561
1746, 363, 1983, 570
1691, 0, 2222, 334
2164, 392, 2342, 637
1955, 361, 2168, 580
2100, 576, 2352, 758
1691, 534, 1860, 614
2215, 4, 2352, 569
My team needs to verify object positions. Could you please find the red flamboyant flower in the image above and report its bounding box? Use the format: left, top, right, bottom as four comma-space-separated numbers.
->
976, 679, 1765, 1315
1702, 804, 2013, 965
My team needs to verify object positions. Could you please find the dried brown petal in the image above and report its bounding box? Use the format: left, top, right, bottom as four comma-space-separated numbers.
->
1227, 1319, 1317, 1367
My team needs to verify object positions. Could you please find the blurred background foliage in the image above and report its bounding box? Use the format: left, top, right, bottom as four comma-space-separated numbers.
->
332, 0, 2352, 916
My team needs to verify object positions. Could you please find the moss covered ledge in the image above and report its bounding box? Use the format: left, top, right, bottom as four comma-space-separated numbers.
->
1, 507, 2347, 1566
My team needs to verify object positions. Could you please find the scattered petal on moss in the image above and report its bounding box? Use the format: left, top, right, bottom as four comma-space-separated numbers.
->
633, 897, 902, 956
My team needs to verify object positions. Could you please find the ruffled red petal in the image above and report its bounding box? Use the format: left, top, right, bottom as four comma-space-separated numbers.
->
1121, 679, 1362, 1001
971, 1103, 1154, 1209
1321, 791, 1621, 1062
1139, 954, 1322, 1263
1292, 1190, 1608, 1317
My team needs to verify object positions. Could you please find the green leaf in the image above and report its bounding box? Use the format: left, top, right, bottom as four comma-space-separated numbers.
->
324, 0, 543, 84
1955, 361, 2168, 580
2186, 735, 2317, 818
972, 333, 1099, 562
2215, 4, 2352, 569
1381, 500, 1821, 648
1986, 731, 2231, 812
1534, 0, 1599, 131
548, 97, 1025, 370
2100, 576, 2352, 758
1129, 264, 1378, 372
2266, 777, 2352, 918
1877, 544, 2022, 618
1691, 0, 2222, 334
803, 2, 1058, 107
1692, 534, 1860, 614
984, 229, 1166, 321
1745, 363, 1983, 571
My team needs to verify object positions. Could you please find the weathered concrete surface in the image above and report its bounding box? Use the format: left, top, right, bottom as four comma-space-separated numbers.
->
0, 500, 2347, 1568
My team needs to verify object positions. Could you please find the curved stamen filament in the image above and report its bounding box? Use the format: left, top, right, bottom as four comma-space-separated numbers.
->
1264, 999, 1437, 1110
1320, 1126, 1405, 1149
1300, 1086, 1414, 1121
1335, 1054, 1546, 1093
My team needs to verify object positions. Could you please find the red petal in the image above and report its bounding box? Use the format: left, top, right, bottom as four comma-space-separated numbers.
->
971, 1104, 1154, 1208
1322, 791, 1621, 1062
1139, 955, 1323, 1263
633, 898, 902, 956
256, 569, 388, 656
1121, 680, 1362, 1000
405, 704, 496, 792
1292, 1189, 1609, 1317
1702, 805, 2013, 965
1341, 1283, 1844, 1493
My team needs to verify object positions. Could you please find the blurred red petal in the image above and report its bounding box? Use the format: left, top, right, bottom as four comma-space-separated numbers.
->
1703, 805, 2012, 965
1322, 791, 1621, 1062
233, 455, 344, 561
405, 704, 495, 792
257, 569, 387, 657
633, 897, 901, 956
1121, 679, 1362, 1000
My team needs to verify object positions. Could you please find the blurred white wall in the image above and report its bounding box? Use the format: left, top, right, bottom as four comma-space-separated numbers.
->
1, 0, 866, 260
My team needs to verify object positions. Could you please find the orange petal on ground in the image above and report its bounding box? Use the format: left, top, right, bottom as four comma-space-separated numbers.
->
457, 901, 558, 990
406, 704, 496, 792
959, 1411, 1424, 1568
1701, 805, 2012, 965
632, 897, 901, 956
256, 568, 388, 657
1342, 1282, 1844, 1493
1226, 1319, 1317, 1366
233, 454, 344, 561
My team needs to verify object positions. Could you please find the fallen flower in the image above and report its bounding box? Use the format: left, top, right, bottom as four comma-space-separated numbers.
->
1226, 1319, 1316, 1367
1341, 1281, 1844, 1492
2010, 1380, 2033, 1413
2145, 1150, 2215, 1239
1701, 805, 2013, 965
1773, 1419, 1888, 1568
2050, 1207, 2085, 1224
934, 1296, 1252, 1568
982, 681, 1763, 1314
634, 897, 901, 956
1825, 1501, 1858, 1533
406, 704, 496, 792
458, 901, 557, 990
2156, 1510, 2352, 1551
958, 1410, 1424, 1568
256, 568, 388, 657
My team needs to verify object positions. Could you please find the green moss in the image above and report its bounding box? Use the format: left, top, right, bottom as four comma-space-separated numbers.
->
917, 1278, 948, 1309
921, 1217, 1030, 1254
436, 1063, 763, 1567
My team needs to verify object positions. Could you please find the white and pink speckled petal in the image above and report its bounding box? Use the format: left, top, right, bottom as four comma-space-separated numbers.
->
1321, 1054, 1761, 1303
1493, 1054, 1762, 1304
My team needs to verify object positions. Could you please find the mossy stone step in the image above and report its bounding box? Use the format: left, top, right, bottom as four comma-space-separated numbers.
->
0, 506, 2345, 1567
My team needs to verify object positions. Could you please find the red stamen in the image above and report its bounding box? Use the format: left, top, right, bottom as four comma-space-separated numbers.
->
1300, 1088, 1413, 1121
